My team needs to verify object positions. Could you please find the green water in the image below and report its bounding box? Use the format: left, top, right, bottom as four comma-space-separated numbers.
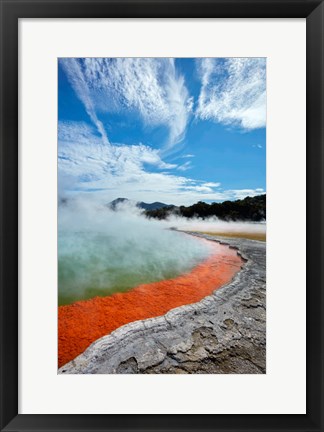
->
58, 230, 210, 306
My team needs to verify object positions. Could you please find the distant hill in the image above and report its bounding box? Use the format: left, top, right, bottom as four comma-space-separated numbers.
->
145, 194, 266, 222
109, 198, 172, 211
138, 201, 173, 210
109, 198, 130, 209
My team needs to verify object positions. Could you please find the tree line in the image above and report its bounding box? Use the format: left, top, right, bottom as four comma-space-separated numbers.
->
145, 194, 266, 222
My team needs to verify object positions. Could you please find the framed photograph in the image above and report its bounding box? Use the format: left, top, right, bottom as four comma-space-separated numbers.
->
1, 0, 323, 431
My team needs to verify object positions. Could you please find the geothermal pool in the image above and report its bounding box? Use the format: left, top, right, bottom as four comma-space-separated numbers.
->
58, 229, 214, 305
58, 236, 243, 368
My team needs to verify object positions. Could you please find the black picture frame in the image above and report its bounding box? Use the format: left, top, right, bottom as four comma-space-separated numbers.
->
1, 1, 323, 431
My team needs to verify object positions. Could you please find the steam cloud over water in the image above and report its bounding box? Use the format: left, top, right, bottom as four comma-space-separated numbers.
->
58, 200, 214, 305
162, 216, 266, 235
59, 198, 266, 305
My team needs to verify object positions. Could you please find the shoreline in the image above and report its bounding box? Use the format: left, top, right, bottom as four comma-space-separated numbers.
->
186, 230, 266, 242
59, 233, 266, 374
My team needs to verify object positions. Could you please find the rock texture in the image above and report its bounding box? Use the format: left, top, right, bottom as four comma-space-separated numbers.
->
59, 234, 266, 374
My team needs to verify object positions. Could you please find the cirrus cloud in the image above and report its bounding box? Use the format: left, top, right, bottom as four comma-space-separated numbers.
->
60, 58, 192, 149
196, 58, 266, 130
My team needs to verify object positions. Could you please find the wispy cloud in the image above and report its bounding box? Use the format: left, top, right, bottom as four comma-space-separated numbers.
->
58, 121, 263, 205
196, 58, 266, 130
176, 161, 193, 172
203, 182, 221, 188
60, 58, 192, 149
58, 121, 176, 179
59, 59, 110, 145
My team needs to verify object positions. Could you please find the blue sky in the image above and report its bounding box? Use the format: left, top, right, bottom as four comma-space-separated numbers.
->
58, 58, 266, 205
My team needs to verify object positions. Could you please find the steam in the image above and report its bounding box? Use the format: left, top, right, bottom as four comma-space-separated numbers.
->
161, 215, 266, 235
59, 197, 266, 306
58, 199, 214, 305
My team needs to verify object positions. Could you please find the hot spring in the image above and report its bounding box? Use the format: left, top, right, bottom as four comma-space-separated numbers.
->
58, 202, 213, 305
58, 200, 249, 366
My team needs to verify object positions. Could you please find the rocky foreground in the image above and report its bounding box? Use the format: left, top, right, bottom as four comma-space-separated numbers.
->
59, 233, 266, 374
